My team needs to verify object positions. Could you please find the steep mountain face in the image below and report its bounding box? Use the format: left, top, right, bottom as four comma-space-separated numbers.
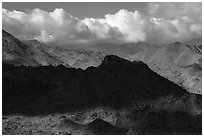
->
3, 30, 105, 69
2, 30, 40, 66
128, 41, 202, 94
23, 40, 105, 69
2, 55, 202, 134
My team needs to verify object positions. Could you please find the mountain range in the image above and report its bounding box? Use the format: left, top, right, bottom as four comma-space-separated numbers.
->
2, 30, 202, 135
2, 55, 202, 134
2, 30, 202, 94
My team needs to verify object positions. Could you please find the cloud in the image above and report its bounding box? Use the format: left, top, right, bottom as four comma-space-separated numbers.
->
3, 8, 126, 45
146, 2, 202, 43
147, 2, 201, 22
190, 24, 202, 36
83, 18, 122, 40
3, 8, 95, 44
35, 30, 54, 42
2, 3, 202, 45
103, 9, 147, 43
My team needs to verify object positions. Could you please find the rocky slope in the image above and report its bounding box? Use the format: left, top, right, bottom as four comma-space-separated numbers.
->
128, 41, 202, 94
2, 30, 40, 66
3, 30, 105, 69
3, 55, 202, 134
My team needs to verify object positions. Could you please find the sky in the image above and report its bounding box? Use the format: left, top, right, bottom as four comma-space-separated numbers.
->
2, 2, 202, 46
2, 2, 148, 19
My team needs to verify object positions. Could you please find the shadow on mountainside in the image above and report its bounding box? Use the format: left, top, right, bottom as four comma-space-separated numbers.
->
2, 55, 202, 135
3, 55, 188, 116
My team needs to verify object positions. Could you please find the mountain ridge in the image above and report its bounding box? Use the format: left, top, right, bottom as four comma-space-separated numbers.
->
2, 29, 202, 134
2, 29, 202, 95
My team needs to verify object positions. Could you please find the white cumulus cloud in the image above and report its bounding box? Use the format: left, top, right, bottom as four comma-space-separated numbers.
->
2, 2, 202, 45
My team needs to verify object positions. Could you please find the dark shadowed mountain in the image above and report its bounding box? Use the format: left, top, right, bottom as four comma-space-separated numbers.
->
2, 56, 186, 115
3, 55, 202, 134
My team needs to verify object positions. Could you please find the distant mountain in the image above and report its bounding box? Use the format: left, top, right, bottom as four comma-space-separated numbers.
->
88, 42, 160, 58
128, 41, 202, 94
3, 30, 105, 69
2, 55, 201, 134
